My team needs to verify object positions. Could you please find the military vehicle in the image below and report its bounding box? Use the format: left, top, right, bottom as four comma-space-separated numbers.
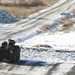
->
0, 39, 20, 62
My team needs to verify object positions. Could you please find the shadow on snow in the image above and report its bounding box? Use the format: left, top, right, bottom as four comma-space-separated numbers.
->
7, 59, 49, 67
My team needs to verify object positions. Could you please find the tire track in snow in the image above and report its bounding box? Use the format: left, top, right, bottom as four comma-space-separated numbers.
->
14, 0, 67, 26
14, 0, 72, 28
67, 65, 75, 75
45, 63, 60, 75
51, 63, 75, 75
0, 0, 73, 42
0, 61, 48, 75
19, 0, 72, 27
12, 0, 75, 33
8, 64, 16, 71
0, 58, 75, 75
17, 0, 72, 27
0, 0, 73, 40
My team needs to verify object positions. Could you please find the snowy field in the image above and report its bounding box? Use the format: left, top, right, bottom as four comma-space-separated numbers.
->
0, 0, 75, 75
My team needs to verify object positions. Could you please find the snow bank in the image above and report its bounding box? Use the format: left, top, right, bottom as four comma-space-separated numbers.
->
0, 10, 18, 23
17, 30, 75, 50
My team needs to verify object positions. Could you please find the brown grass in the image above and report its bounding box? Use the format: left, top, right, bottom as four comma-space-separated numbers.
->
0, 0, 58, 19
56, 17, 75, 33
48, 17, 75, 34
40, 24, 51, 31
70, 9, 75, 14
58, 18, 74, 24
40, 23, 58, 31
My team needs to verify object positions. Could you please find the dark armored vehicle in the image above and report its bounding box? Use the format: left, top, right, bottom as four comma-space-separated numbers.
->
0, 39, 20, 62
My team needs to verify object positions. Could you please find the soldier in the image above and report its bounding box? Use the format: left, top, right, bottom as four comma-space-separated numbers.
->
8, 39, 16, 60
8, 39, 15, 49
1, 41, 7, 49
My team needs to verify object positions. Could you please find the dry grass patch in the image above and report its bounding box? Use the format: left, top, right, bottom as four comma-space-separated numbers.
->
40, 23, 58, 31
0, 0, 58, 19
58, 18, 75, 32
58, 18, 74, 24
48, 17, 75, 34
40, 24, 51, 31
70, 9, 75, 14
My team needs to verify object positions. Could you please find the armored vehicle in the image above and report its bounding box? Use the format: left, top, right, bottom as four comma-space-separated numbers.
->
0, 39, 20, 62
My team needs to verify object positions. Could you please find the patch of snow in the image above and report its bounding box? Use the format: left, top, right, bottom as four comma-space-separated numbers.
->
17, 30, 75, 50
20, 46, 75, 63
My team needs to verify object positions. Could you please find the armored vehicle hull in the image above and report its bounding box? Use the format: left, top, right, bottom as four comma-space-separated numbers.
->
0, 45, 20, 62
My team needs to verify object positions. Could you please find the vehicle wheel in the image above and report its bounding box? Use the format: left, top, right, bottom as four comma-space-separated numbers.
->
0, 58, 2, 62
0, 56, 3, 62
11, 56, 16, 62
12, 54, 20, 62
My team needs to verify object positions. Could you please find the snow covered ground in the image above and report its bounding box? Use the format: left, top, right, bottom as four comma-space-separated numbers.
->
0, 0, 75, 75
